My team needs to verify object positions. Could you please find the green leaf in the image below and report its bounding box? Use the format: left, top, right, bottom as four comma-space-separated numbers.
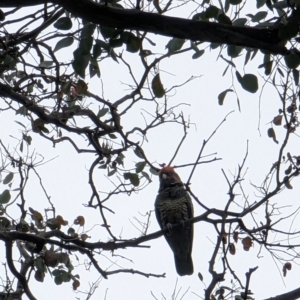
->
61, 80, 72, 94
151, 73, 165, 98
233, 18, 247, 26
217, 14, 232, 25
27, 84, 34, 93
192, 49, 205, 59
54, 37, 74, 52
16, 106, 28, 116
227, 45, 243, 58
72, 49, 90, 78
97, 107, 109, 118
230, 0, 242, 5
53, 17, 72, 30
0, 190, 11, 204
54, 275, 63, 285
250, 11, 267, 22
292, 69, 299, 85
135, 161, 146, 173
149, 167, 159, 176
123, 172, 140, 186
23, 134, 32, 145
110, 38, 123, 48
108, 133, 117, 139
107, 169, 116, 177
166, 38, 185, 54
257, 0, 267, 8
205, 5, 219, 18
284, 52, 300, 69
141, 171, 152, 182
235, 71, 243, 84
126, 34, 141, 53
218, 89, 233, 105
35, 270, 45, 282
100, 26, 116, 39
241, 74, 259, 93
93, 43, 102, 58
35, 257, 46, 273
278, 19, 299, 40
39, 61, 53, 68
3, 173, 13, 185
134, 147, 144, 159
81, 23, 96, 38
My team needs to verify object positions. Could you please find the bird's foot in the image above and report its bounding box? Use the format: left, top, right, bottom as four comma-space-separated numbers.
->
180, 220, 185, 227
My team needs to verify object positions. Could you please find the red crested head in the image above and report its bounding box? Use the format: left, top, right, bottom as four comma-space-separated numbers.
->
158, 166, 182, 191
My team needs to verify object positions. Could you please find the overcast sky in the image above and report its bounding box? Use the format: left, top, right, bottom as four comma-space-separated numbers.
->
1, 1, 300, 300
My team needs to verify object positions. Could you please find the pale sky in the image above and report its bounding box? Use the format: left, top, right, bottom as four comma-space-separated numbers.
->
1, 1, 300, 300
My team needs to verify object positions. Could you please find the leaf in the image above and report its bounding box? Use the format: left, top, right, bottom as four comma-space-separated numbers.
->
0, 190, 11, 204
242, 236, 253, 251
233, 18, 247, 26
16, 106, 28, 116
141, 171, 152, 182
108, 133, 117, 139
250, 11, 268, 22
217, 13, 232, 25
257, 0, 267, 8
53, 17, 72, 30
100, 26, 116, 39
149, 167, 159, 175
285, 164, 292, 175
72, 279, 80, 290
235, 71, 243, 84
135, 161, 146, 173
3, 173, 14, 185
292, 69, 299, 85
267, 128, 279, 144
151, 74, 165, 98
166, 38, 185, 54
54, 37, 74, 52
72, 49, 90, 79
134, 147, 144, 159
198, 272, 204, 281
283, 262, 292, 277
123, 172, 140, 186
39, 61, 53, 68
97, 107, 109, 118
273, 115, 282, 126
233, 231, 238, 243
205, 5, 219, 18
241, 73, 259, 93
35, 270, 45, 282
283, 176, 293, 189
74, 216, 85, 226
284, 52, 300, 69
126, 34, 141, 53
218, 89, 233, 105
192, 49, 205, 59
279, 19, 299, 40
230, 0, 242, 4
229, 243, 236, 255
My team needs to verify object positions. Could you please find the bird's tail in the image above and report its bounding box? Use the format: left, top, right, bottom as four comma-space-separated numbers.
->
174, 254, 194, 276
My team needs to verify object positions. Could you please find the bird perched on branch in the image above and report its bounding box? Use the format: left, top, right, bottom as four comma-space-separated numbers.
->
155, 166, 194, 276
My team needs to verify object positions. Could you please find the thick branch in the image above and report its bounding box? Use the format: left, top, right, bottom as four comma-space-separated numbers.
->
1, 0, 287, 54
263, 287, 300, 300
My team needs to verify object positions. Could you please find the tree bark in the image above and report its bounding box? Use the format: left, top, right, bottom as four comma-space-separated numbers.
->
1, 0, 287, 54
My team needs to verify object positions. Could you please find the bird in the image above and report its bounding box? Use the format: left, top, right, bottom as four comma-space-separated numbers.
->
155, 165, 194, 276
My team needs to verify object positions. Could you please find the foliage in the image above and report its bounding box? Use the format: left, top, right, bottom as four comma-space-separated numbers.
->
0, 0, 300, 300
